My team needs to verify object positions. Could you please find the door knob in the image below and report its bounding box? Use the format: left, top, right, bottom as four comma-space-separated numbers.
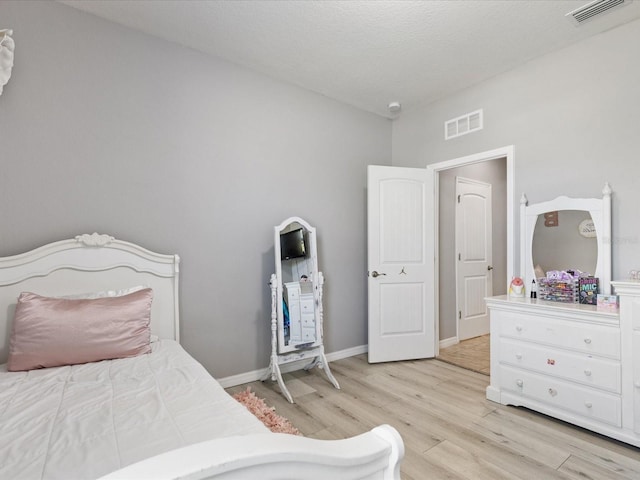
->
487, 265, 494, 271
371, 271, 387, 278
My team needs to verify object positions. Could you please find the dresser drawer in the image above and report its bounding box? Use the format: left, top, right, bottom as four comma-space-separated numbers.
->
499, 338, 621, 393
495, 310, 620, 359
499, 365, 622, 427
627, 295, 640, 331
633, 332, 640, 434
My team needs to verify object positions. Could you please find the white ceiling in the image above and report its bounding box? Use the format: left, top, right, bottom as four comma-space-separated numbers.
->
60, 0, 640, 118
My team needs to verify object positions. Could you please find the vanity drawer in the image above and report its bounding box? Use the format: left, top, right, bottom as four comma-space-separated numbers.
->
301, 327, 316, 342
301, 313, 315, 328
300, 297, 314, 316
499, 365, 622, 427
496, 311, 620, 359
285, 283, 300, 301
289, 317, 302, 341
499, 338, 621, 393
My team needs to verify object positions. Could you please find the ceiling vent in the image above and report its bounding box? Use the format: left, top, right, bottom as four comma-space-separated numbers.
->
445, 109, 483, 140
566, 0, 628, 24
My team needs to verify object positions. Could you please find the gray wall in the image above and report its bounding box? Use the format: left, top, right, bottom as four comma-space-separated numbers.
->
392, 17, 640, 281
0, 2, 391, 378
438, 159, 507, 340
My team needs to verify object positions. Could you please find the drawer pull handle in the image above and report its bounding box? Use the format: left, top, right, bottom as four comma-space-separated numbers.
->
548, 388, 557, 397
515, 325, 523, 332
516, 379, 523, 387
515, 353, 522, 360
584, 369, 592, 377
585, 401, 593, 408
584, 338, 592, 344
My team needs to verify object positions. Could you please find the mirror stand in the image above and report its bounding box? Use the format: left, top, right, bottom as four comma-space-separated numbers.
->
261, 217, 340, 403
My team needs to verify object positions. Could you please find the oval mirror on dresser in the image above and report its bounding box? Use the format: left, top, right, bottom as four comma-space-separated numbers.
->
521, 183, 611, 294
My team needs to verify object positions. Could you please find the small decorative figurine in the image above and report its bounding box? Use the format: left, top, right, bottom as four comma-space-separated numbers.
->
0, 29, 15, 96
509, 276, 525, 297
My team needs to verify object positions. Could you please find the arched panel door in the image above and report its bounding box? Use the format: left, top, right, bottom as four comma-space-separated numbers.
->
367, 166, 435, 363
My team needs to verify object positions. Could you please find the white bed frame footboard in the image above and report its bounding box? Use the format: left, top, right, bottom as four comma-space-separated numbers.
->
99, 425, 404, 480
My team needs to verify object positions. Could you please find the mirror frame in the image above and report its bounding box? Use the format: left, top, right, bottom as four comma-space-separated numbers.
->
520, 183, 612, 295
274, 216, 320, 354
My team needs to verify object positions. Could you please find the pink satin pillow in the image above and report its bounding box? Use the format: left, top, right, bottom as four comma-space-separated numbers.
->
7, 288, 153, 371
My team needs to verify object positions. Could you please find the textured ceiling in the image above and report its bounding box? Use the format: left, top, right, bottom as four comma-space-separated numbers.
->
60, 0, 640, 118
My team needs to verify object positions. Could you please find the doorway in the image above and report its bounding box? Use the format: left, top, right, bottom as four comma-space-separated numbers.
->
427, 146, 514, 371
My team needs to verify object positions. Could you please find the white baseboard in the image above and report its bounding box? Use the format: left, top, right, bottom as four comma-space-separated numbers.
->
217, 368, 266, 389
325, 344, 368, 362
217, 344, 368, 389
439, 336, 459, 349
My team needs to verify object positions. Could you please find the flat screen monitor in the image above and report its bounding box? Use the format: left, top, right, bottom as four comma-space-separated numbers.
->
280, 228, 306, 260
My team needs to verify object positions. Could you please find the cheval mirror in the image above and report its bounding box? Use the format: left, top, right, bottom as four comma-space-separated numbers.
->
520, 183, 612, 296
262, 216, 339, 403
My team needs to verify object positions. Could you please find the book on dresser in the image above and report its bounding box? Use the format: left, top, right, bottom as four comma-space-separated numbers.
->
578, 277, 599, 305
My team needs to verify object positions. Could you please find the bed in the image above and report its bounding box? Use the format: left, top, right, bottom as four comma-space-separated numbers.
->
0, 233, 404, 480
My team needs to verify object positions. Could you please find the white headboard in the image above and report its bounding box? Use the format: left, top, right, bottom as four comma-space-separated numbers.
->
0, 233, 180, 364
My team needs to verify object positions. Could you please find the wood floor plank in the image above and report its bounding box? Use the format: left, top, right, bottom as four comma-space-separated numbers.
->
424, 439, 521, 480
381, 393, 577, 479
292, 365, 401, 408
225, 355, 640, 479
470, 409, 572, 469
559, 454, 637, 480
484, 407, 640, 479
362, 368, 495, 423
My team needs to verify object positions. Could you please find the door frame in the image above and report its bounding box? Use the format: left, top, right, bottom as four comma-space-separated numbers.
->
426, 145, 515, 356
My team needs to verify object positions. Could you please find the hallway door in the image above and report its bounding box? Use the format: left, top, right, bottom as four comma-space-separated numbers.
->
455, 177, 493, 341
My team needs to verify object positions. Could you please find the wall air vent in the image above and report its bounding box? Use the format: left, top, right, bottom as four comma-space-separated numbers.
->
444, 109, 483, 140
566, 0, 628, 25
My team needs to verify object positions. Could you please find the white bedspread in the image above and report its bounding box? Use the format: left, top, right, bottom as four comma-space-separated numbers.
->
0, 340, 268, 480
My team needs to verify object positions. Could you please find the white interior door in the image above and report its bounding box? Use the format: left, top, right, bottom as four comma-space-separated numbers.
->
367, 165, 435, 363
455, 177, 492, 341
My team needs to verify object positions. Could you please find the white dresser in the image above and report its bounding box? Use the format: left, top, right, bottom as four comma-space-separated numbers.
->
487, 284, 640, 447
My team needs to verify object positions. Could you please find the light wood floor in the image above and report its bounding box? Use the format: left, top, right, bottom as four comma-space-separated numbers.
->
226, 355, 640, 480
437, 334, 490, 375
